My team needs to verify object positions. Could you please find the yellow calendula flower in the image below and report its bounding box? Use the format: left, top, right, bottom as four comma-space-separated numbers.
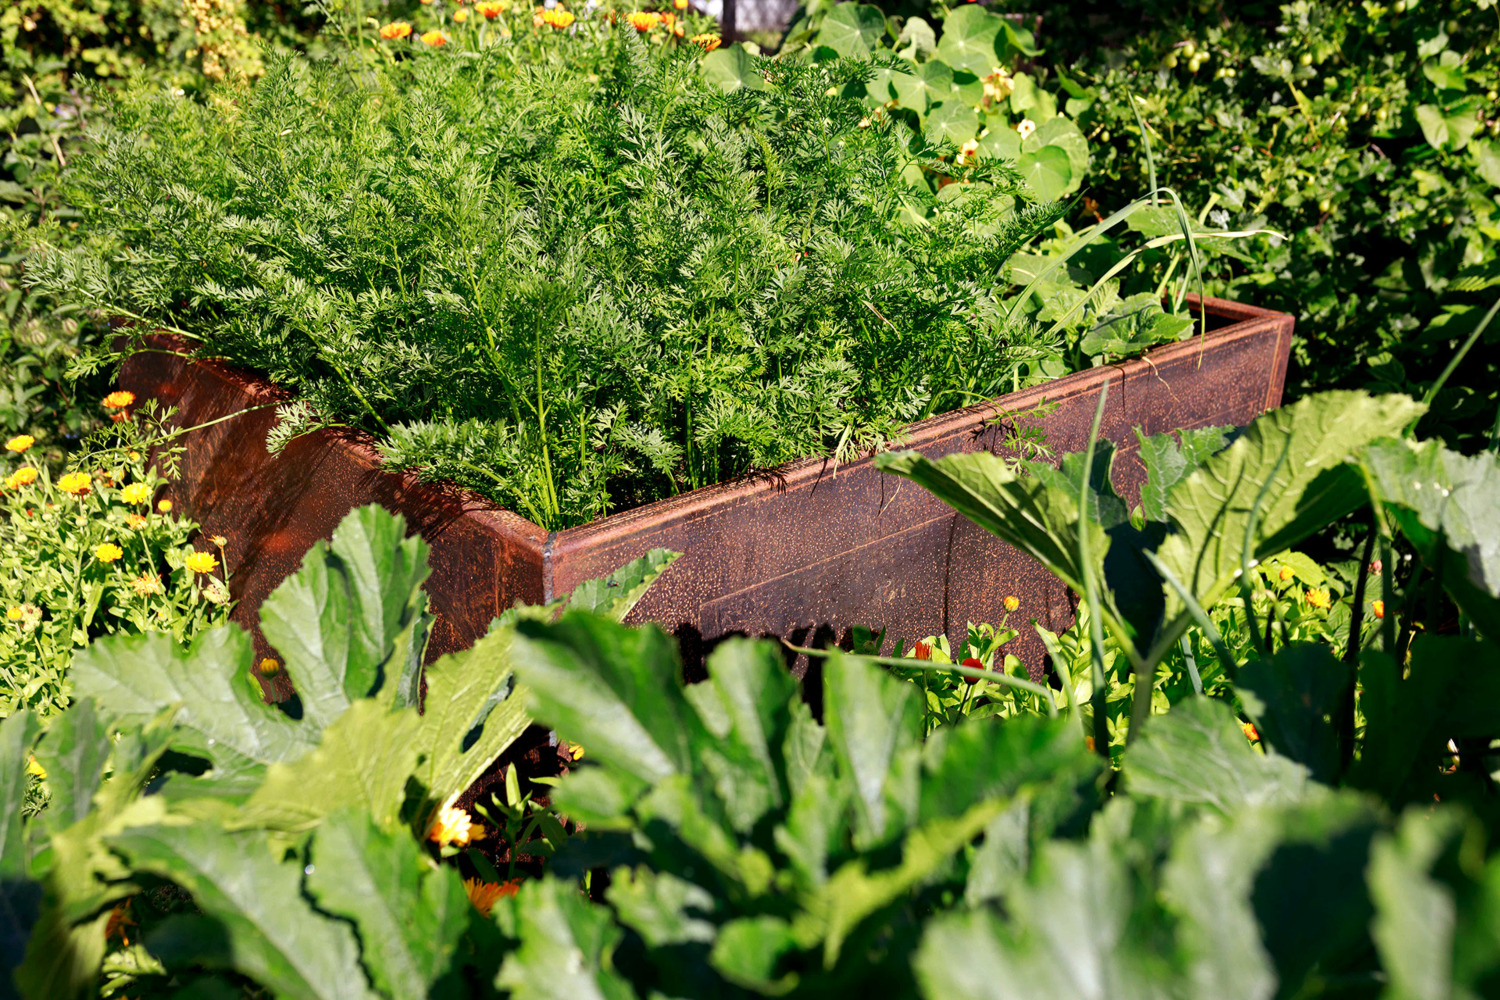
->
184, 551, 219, 575
464, 877, 520, 917
541, 7, 574, 27
157, 499, 173, 513
453, 8, 469, 21
7, 467, 37, 489
127, 514, 148, 530
421, 29, 448, 45
1371, 599, 1385, 619
120, 482, 152, 505
1004, 595, 1020, 612
58, 471, 91, 495
1306, 587, 1332, 610
673, 0, 688, 8
6, 435, 34, 454
95, 543, 124, 563
26, 755, 46, 779
626, 10, 660, 31
1278, 566, 1294, 581
6, 607, 23, 622
691, 32, 720, 51
476, 1, 505, 17
379, 21, 413, 38
103, 391, 135, 409
258, 657, 280, 676
428, 804, 481, 847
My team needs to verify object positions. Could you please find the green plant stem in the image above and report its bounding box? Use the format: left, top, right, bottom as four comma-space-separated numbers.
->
1077, 387, 1111, 756
1340, 530, 1376, 775
782, 642, 1058, 717
1418, 295, 1500, 415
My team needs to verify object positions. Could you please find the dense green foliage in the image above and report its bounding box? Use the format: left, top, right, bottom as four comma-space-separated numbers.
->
5, 392, 1500, 999
26, 13, 1200, 529
1023, 0, 1500, 444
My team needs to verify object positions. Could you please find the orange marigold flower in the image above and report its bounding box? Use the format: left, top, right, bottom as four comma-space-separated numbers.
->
660, 11, 675, 25
127, 514, 148, 529
672, 20, 684, 35
421, 29, 448, 45
673, 0, 688, 7
1305, 587, 1332, 610
7, 467, 37, 489
184, 551, 219, 575
428, 804, 481, 847
1243, 721, 1260, 743
58, 471, 91, 495
912, 640, 931, 661
542, 7, 574, 27
379, 21, 413, 39
477, 0, 505, 16
1003, 595, 1020, 612
95, 543, 124, 563
103, 391, 135, 409
5, 435, 33, 454
120, 482, 151, 505
690, 32, 720, 50
1371, 599, 1385, 619
626, 10, 660, 31
464, 877, 521, 917
132, 573, 164, 596
1278, 566, 1294, 581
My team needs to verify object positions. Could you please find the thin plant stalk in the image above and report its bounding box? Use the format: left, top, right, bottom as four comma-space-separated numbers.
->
1077, 387, 1111, 757
782, 642, 1058, 717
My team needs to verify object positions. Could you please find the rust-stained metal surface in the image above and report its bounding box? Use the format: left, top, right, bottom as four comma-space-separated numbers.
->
121, 296, 1293, 681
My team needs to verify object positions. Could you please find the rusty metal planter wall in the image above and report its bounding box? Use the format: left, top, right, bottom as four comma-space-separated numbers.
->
120, 296, 1292, 678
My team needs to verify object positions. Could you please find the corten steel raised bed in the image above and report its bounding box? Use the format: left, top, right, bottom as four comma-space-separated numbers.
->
120, 295, 1292, 682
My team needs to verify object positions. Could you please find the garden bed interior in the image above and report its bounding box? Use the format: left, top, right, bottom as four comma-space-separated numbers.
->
121, 295, 1292, 683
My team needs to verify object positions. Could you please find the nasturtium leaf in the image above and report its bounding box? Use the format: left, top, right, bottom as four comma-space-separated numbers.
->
814, 3, 885, 58
895, 16, 936, 60
1015, 145, 1071, 201
702, 45, 766, 93
1125, 697, 1313, 815
1135, 425, 1231, 523
259, 504, 431, 727
934, 5, 1004, 77
306, 810, 470, 1000
73, 628, 314, 771
1358, 438, 1500, 641
889, 59, 953, 115
978, 124, 1022, 161
111, 823, 380, 1000
1155, 391, 1426, 615
1415, 99, 1482, 152
923, 101, 980, 149
1023, 117, 1089, 193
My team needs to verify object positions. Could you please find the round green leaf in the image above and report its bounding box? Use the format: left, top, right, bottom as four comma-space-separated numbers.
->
934, 6, 1004, 77
925, 101, 981, 148
1023, 117, 1089, 195
702, 45, 766, 93
1016, 145, 1072, 201
890, 59, 954, 115
815, 3, 887, 58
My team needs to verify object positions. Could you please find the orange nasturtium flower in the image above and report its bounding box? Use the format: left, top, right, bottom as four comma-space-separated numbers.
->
184, 551, 219, 575
58, 471, 91, 495
1305, 587, 1332, 610
421, 29, 448, 45
379, 21, 413, 39
1278, 566, 1294, 581
6, 468, 37, 489
1243, 721, 1260, 743
626, 10, 661, 31
464, 878, 521, 917
95, 543, 124, 563
476, 0, 505, 16
103, 391, 135, 409
120, 482, 152, 505
1371, 599, 1386, 619
5, 434, 33, 454
690, 32, 721, 51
